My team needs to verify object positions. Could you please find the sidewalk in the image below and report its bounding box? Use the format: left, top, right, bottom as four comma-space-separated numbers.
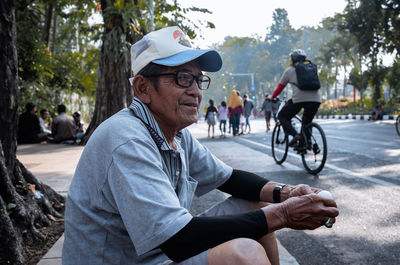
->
17, 119, 298, 265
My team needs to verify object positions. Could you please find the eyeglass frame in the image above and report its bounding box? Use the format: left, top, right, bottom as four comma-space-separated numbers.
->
143, 70, 211, 90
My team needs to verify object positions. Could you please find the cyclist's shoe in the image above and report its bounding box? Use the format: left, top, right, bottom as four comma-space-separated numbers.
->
288, 134, 302, 147
313, 143, 320, 154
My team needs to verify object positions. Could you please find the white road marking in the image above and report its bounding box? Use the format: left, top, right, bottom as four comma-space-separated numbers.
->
238, 137, 396, 187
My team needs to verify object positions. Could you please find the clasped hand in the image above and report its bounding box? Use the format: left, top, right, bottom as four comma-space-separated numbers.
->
264, 184, 339, 231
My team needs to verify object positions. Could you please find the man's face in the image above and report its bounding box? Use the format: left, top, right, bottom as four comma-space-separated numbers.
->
147, 61, 203, 131
42, 111, 49, 119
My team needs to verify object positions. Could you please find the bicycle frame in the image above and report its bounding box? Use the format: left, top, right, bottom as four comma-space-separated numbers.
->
271, 99, 327, 174
276, 99, 305, 137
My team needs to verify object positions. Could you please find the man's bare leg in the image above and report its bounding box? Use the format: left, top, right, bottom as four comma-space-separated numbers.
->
251, 201, 280, 265
208, 238, 270, 265
257, 232, 279, 265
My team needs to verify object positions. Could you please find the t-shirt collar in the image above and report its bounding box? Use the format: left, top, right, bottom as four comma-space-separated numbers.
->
129, 97, 182, 151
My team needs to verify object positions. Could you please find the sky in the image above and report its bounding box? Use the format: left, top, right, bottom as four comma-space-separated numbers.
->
178, 0, 348, 48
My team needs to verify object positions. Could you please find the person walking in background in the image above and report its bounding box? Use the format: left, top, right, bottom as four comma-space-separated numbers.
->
242, 94, 254, 133
218, 101, 228, 138
227, 90, 243, 136
52, 104, 77, 143
17, 102, 48, 144
205, 99, 218, 138
261, 94, 273, 132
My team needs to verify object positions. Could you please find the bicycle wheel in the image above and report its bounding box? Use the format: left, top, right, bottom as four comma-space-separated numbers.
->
396, 116, 400, 136
301, 122, 327, 174
271, 122, 288, 164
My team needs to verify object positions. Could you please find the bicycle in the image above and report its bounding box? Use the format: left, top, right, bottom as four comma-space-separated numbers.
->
396, 115, 400, 136
271, 101, 328, 174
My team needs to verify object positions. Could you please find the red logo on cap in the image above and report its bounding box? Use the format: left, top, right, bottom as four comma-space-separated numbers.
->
173, 30, 191, 48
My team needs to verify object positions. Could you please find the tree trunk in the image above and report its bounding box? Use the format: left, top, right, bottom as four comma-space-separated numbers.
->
81, 53, 133, 143
81, 0, 134, 144
42, 4, 53, 46
343, 64, 347, 98
1, 1, 65, 264
334, 65, 338, 99
326, 79, 330, 100
50, 12, 57, 53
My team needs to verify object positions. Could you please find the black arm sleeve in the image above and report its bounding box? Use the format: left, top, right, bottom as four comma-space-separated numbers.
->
217, 169, 270, 201
160, 209, 267, 262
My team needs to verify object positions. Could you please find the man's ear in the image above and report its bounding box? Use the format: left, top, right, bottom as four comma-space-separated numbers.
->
132, 75, 151, 104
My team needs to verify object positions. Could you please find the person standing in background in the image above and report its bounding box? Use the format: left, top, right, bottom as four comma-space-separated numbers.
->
218, 101, 228, 138
242, 94, 254, 133
205, 99, 218, 138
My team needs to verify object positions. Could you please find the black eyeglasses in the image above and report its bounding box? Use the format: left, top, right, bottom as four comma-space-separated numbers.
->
145, 70, 211, 90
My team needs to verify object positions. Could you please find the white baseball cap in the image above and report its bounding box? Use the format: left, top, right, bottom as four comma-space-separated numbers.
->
130, 26, 222, 76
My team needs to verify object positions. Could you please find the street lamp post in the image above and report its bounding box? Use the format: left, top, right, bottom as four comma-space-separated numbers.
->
226, 72, 255, 91
224, 72, 256, 100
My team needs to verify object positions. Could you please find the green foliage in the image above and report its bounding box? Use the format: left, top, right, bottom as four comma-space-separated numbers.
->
102, 2, 139, 68
16, 0, 100, 117
364, 61, 387, 105
14, 1, 400, 121
387, 60, 400, 97
264, 8, 299, 63
349, 67, 368, 105
381, 1, 400, 55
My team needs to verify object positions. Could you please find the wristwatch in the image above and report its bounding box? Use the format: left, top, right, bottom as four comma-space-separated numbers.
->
273, 183, 286, 203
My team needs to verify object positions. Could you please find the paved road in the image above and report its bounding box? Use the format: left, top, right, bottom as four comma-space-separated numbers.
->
192, 118, 399, 265
17, 117, 399, 264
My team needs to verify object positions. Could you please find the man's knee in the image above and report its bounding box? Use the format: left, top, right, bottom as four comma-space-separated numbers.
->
208, 238, 270, 265
231, 238, 268, 264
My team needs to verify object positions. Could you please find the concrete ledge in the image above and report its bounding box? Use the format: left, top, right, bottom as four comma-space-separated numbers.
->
316, 114, 398, 120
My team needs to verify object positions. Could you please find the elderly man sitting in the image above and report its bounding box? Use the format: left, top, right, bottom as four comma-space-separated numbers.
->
63, 26, 338, 265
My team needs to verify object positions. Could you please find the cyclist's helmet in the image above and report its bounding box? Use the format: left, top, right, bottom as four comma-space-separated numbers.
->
290, 49, 306, 63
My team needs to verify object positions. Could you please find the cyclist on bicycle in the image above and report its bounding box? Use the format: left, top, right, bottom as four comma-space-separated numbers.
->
271, 49, 321, 147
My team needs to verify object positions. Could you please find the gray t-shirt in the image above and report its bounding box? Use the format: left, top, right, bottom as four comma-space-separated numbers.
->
261, 99, 272, 112
52, 112, 76, 141
279, 66, 321, 104
62, 98, 232, 265
243, 99, 254, 117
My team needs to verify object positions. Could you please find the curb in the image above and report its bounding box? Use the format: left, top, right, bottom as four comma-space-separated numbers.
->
316, 114, 399, 120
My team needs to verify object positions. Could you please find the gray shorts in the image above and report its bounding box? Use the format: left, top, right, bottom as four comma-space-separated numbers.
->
159, 197, 251, 265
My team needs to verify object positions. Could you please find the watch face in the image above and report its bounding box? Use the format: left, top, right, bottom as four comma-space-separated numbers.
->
273, 184, 285, 203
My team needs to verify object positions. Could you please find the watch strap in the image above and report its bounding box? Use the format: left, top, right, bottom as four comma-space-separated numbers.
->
273, 183, 286, 203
